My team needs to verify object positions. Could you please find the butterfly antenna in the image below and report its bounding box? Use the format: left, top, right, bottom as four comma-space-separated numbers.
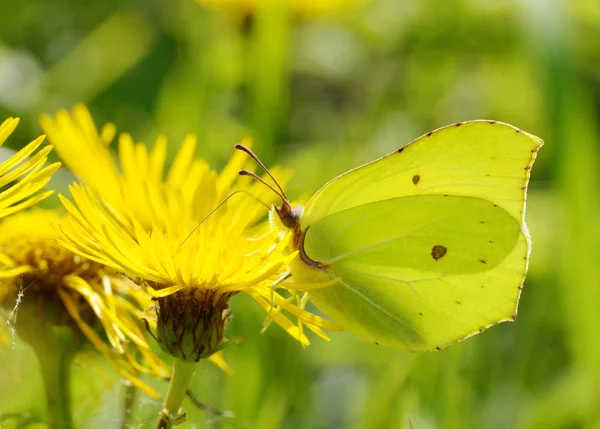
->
234, 144, 290, 204
238, 169, 288, 203
179, 190, 270, 247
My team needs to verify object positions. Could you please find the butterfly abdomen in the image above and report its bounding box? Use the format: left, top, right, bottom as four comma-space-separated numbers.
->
296, 226, 329, 270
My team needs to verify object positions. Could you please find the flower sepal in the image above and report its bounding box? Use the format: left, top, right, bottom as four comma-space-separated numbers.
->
155, 287, 239, 362
217, 335, 245, 351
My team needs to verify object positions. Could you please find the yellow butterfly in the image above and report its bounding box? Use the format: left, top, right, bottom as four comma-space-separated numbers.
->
238, 121, 543, 351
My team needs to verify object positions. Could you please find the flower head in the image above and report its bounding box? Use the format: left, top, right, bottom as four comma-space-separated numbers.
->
41, 104, 339, 362
0, 118, 60, 218
0, 209, 169, 398
195, 0, 369, 17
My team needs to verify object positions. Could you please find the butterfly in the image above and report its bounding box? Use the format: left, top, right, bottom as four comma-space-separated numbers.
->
237, 120, 543, 351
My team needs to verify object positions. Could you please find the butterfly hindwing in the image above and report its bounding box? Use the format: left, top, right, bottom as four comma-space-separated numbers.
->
303, 195, 527, 350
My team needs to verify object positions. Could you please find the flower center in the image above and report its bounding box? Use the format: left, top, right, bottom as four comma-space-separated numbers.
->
3, 237, 103, 289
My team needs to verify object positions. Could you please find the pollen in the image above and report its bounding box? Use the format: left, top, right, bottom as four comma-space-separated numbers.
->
0, 211, 103, 289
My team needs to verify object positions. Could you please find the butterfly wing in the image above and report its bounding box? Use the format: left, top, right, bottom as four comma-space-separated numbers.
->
299, 195, 526, 350
293, 121, 542, 350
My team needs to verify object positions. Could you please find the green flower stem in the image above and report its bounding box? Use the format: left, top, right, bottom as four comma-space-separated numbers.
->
119, 380, 138, 429
32, 326, 76, 429
156, 359, 197, 429
249, 0, 291, 164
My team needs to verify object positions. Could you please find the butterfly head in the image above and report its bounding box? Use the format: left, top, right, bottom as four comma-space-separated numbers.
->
275, 202, 303, 230
235, 143, 325, 269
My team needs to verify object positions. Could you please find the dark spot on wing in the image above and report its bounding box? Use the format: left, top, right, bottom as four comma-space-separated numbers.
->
455, 300, 462, 305
419, 312, 423, 316
454, 122, 462, 127
375, 342, 379, 346
397, 147, 404, 153
479, 259, 487, 264
426, 131, 433, 137
488, 240, 494, 244
488, 120, 496, 124
515, 129, 521, 133
431, 245, 447, 261
436, 346, 441, 351
412, 175, 420, 184
511, 313, 518, 321
479, 220, 485, 224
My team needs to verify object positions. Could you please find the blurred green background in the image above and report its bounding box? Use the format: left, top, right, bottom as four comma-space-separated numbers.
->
1, 0, 600, 427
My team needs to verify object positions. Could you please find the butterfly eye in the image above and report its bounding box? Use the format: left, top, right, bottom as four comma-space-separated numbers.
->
281, 211, 298, 229
275, 203, 298, 229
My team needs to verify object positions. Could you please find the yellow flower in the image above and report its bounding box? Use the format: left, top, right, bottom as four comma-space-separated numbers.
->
0, 210, 168, 398
0, 118, 60, 219
195, 0, 369, 16
41, 104, 339, 362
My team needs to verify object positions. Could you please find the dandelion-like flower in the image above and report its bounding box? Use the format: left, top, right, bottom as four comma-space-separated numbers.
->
41, 104, 339, 364
0, 118, 59, 218
195, 0, 369, 16
0, 209, 170, 398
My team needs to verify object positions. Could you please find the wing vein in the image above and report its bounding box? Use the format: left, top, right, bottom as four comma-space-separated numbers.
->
338, 279, 423, 338
327, 217, 448, 264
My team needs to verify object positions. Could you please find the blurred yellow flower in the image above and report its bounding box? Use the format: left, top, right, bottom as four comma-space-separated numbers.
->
0, 210, 168, 398
0, 118, 60, 219
41, 104, 339, 362
195, 0, 368, 16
